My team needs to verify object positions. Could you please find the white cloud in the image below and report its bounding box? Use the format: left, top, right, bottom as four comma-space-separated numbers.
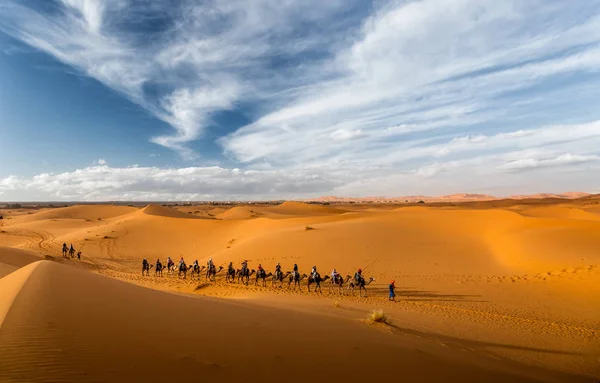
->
1, 1, 600, 197
499, 153, 600, 171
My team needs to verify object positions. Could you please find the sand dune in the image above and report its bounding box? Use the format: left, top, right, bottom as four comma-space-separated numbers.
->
0, 247, 42, 277
0, 260, 585, 382
216, 202, 346, 220
0, 200, 599, 381
516, 205, 600, 221
12, 204, 137, 223
142, 203, 212, 219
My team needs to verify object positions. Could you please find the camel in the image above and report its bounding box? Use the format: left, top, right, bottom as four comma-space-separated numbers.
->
178, 262, 188, 279
307, 273, 330, 293
329, 274, 351, 295
347, 276, 375, 297
237, 268, 255, 285
255, 269, 272, 287
155, 262, 164, 277
288, 272, 307, 291
166, 260, 175, 275
272, 270, 291, 287
206, 265, 223, 282
189, 264, 205, 280
142, 262, 153, 276
69, 247, 75, 258
225, 265, 236, 283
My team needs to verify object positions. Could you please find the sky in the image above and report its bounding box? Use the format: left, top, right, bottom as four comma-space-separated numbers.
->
0, 0, 600, 201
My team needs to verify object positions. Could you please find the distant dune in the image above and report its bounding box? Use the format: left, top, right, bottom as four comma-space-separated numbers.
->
141, 203, 210, 219
306, 192, 592, 203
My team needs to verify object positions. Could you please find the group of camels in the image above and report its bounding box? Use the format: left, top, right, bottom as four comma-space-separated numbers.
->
142, 260, 375, 296
61, 243, 80, 259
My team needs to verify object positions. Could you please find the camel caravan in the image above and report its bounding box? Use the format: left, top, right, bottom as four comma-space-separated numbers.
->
62, 243, 81, 260
140, 257, 376, 297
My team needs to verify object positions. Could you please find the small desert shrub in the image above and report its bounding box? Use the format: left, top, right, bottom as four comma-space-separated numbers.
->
305, 226, 315, 231
103, 235, 111, 239
333, 301, 340, 308
367, 310, 389, 324
417, 200, 425, 204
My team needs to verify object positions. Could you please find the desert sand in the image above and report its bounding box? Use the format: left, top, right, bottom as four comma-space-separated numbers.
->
1, 197, 599, 382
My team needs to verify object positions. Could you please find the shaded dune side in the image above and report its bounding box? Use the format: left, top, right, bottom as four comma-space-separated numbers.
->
0, 261, 41, 329
0, 261, 561, 383
0, 247, 43, 278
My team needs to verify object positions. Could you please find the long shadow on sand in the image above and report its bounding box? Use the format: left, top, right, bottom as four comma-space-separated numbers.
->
364, 286, 485, 303
386, 323, 581, 357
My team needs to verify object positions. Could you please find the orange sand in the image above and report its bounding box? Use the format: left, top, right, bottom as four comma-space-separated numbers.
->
1, 198, 599, 382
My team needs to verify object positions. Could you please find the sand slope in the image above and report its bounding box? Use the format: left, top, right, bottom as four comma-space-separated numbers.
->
0, 260, 582, 383
0, 247, 42, 278
12, 204, 137, 223
0, 202, 598, 380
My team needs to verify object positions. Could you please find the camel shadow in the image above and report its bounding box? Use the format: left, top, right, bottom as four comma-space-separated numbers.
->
386, 323, 581, 357
194, 283, 211, 291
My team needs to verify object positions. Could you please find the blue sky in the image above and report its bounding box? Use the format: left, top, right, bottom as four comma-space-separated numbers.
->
1, 0, 600, 201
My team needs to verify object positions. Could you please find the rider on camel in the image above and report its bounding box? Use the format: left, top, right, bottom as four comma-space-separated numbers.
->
241, 260, 248, 271
156, 258, 162, 269
354, 268, 363, 283
142, 258, 148, 268
311, 265, 318, 280
293, 263, 298, 277
193, 259, 199, 268
275, 262, 282, 277
207, 258, 214, 270
331, 268, 338, 280
257, 263, 264, 276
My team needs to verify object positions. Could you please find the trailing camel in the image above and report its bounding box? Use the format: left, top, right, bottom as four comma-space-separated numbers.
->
189, 264, 205, 280
288, 272, 307, 291
272, 270, 291, 287
255, 269, 273, 287
329, 274, 351, 295
307, 273, 330, 293
347, 276, 375, 297
205, 265, 223, 282
237, 268, 255, 285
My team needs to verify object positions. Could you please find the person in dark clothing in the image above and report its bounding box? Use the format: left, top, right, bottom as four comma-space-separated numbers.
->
389, 280, 396, 301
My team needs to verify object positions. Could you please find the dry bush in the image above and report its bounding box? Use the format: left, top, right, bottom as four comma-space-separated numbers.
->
333, 301, 340, 308
305, 226, 315, 231
367, 309, 389, 325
